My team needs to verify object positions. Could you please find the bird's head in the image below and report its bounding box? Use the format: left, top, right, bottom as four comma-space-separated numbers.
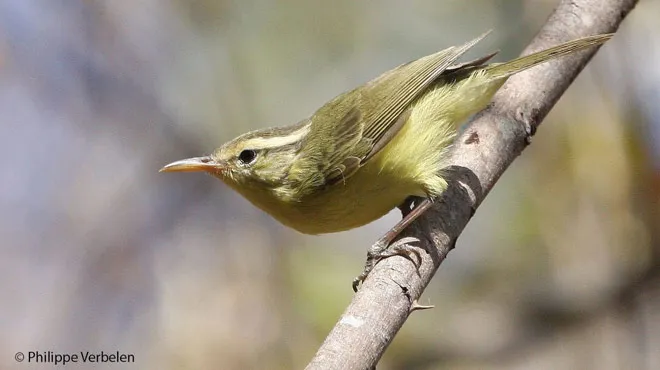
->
160, 120, 310, 194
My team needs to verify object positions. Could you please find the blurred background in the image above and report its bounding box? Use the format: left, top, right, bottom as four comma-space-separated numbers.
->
1, 0, 659, 369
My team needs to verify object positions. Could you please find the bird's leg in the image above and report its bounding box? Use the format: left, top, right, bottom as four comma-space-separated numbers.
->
352, 198, 434, 292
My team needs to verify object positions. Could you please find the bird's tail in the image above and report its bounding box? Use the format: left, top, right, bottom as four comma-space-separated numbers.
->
484, 34, 613, 79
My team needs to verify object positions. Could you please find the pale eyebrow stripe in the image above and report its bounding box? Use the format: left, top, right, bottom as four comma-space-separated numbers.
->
241, 124, 310, 149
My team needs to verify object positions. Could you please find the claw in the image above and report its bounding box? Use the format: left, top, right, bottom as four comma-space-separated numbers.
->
389, 237, 422, 267
352, 237, 422, 292
351, 276, 362, 292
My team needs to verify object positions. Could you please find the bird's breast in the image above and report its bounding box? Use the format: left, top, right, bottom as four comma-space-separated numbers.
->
234, 161, 422, 235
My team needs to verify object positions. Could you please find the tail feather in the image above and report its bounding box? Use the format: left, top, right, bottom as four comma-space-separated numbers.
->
484, 34, 613, 79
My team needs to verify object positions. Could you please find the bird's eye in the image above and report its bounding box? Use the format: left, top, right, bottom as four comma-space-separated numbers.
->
238, 149, 257, 165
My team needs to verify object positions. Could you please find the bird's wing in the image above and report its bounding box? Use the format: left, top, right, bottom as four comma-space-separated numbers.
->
285, 32, 492, 200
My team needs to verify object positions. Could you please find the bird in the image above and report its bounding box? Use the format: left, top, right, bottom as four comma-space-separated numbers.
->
161, 32, 612, 290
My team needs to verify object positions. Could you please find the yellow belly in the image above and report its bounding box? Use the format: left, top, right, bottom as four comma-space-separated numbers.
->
275, 160, 426, 234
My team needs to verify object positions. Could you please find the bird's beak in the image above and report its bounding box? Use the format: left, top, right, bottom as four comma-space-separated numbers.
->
159, 156, 223, 173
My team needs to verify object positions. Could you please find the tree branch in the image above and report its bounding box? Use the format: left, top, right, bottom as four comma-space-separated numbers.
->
306, 0, 639, 369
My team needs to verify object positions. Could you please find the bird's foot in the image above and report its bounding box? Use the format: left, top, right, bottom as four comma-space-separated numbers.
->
352, 236, 421, 292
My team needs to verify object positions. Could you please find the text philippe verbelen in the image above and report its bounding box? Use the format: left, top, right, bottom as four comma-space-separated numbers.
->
27, 351, 134, 365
